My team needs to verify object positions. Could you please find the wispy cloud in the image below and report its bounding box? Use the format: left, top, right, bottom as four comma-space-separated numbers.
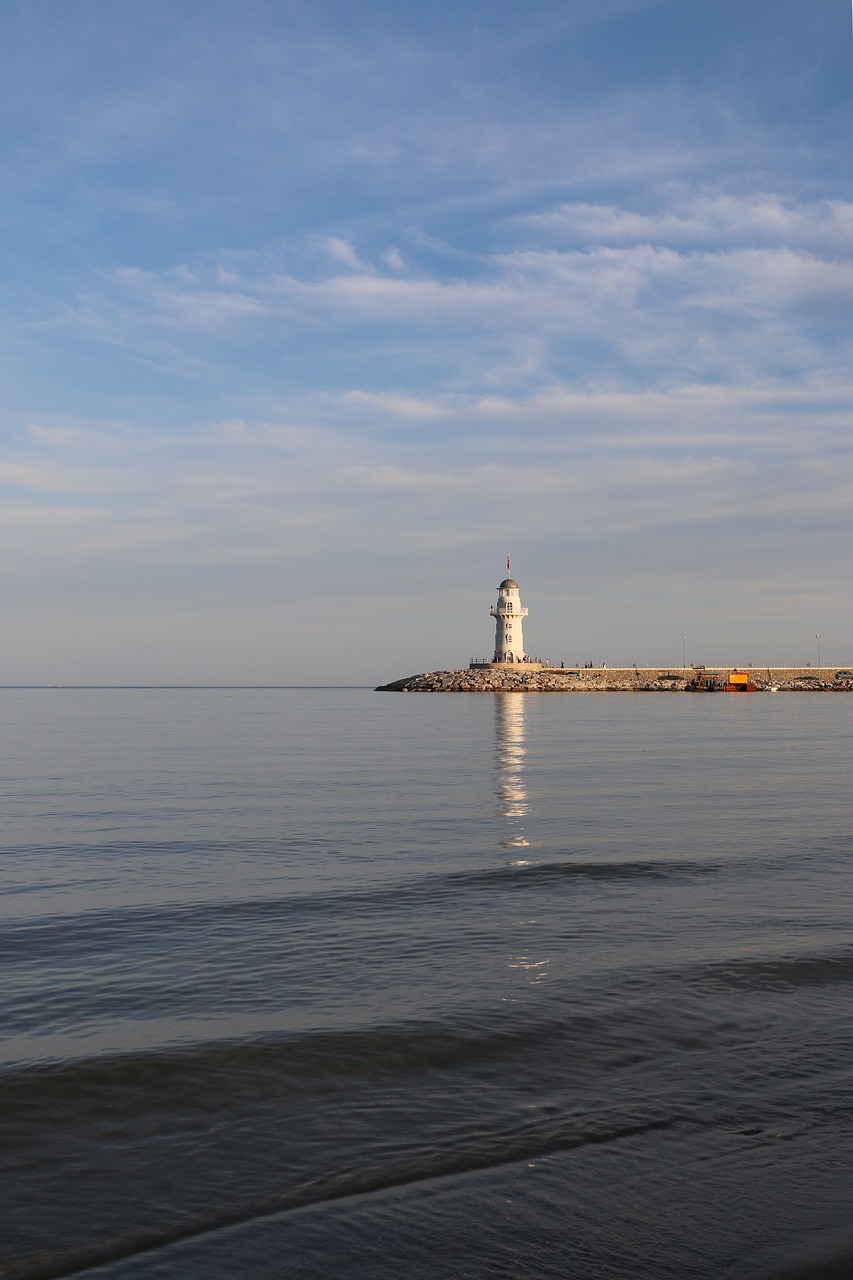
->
520, 195, 853, 250
54, 191, 853, 407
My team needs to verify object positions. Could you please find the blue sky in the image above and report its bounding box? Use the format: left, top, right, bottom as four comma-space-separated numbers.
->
2, 0, 853, 681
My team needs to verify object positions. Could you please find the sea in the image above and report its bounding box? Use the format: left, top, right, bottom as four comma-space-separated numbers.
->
2, 687, 853, 1280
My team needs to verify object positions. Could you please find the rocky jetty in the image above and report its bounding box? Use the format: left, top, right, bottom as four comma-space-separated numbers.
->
376, 667, 853, 693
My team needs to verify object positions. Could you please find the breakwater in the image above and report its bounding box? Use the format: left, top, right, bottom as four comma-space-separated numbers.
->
376, 666, 853, 692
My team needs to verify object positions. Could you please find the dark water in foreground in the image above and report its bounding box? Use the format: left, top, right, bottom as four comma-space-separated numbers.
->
2, 688, 853, 1279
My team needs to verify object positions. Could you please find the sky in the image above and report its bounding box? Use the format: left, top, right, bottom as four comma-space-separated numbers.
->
2, 0, 853, 683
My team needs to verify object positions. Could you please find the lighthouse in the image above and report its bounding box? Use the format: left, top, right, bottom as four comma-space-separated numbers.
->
490, 558, 528, 663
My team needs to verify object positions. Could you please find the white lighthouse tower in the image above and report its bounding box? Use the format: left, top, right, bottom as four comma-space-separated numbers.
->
490, 557, 528, 663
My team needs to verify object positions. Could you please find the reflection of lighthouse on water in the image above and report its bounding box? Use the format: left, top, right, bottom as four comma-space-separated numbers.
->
495, 696, 549, 984
494, 694, 529, 851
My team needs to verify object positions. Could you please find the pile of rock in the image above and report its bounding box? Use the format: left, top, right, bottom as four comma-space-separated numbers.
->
375, 669, 853, 693
376, 669, 682, 692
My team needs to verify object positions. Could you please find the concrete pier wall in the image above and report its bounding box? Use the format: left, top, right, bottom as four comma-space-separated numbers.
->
376, 666, 853, 692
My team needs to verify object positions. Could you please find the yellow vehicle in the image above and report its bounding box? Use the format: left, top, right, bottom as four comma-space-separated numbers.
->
725, 670, 756, 693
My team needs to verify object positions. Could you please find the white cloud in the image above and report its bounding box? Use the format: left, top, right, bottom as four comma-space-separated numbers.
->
322, 237, 368, 270
382, 247, 406, 272
52, 188, 853, 410
343, 390, 451, 420
520, 194, 853, 250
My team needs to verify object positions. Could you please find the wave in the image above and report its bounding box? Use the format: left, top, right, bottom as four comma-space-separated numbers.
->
0, 1097, 684, 1280
0, 855, 722, 965
696, 948, 853, 991
3, 966, 851, 1279
448, 857, 721, 888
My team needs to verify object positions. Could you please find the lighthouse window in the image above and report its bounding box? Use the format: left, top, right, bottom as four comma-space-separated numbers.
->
506, 603, 513, 611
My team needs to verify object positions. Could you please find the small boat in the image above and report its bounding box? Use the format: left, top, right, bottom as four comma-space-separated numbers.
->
686, 669, 723, 692
767, 683, 780, 693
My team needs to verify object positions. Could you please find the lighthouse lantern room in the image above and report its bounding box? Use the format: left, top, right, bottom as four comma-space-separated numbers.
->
490, 558, 528, 663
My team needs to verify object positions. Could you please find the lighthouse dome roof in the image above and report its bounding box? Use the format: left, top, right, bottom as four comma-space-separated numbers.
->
499, 578, 519, 589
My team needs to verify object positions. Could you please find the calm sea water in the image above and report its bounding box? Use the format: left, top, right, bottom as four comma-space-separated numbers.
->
2, 688, 853, 1280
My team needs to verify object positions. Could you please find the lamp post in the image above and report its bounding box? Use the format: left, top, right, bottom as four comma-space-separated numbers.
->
816, 635, 821, 669
683, 636, 687, 670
